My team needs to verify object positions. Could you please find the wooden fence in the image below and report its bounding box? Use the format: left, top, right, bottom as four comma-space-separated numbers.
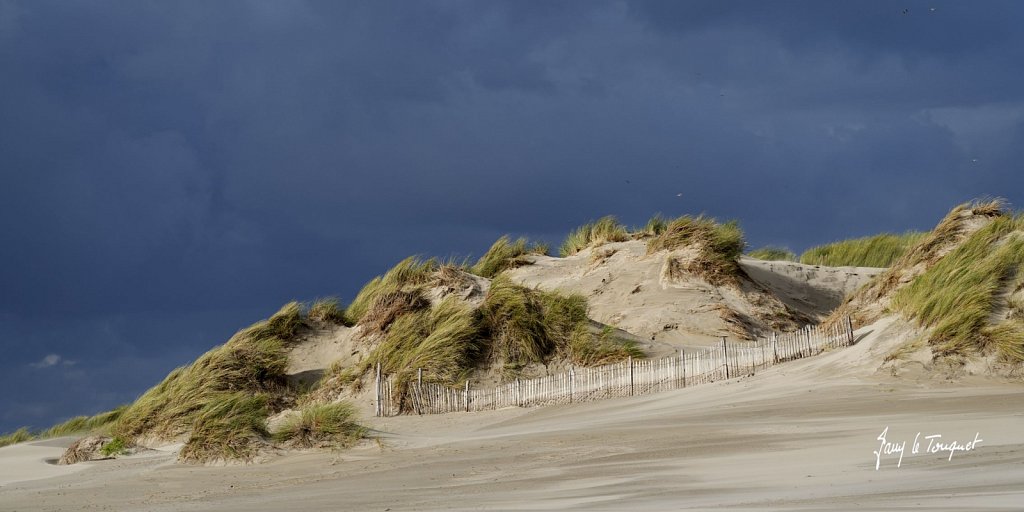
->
374, 317, 855, 416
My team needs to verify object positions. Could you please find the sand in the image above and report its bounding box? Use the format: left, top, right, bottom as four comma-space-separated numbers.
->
3, 318, 1021, 511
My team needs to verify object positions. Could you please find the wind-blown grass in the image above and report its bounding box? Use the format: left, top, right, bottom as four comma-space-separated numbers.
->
361, 296, 481, 390
892, 214, 1024, 361
273, 402, 365, 448
0, 427, 34, 448
308, 297, 347, 325
747, 246, 797, 262
559, 216, 630, 256
344, 257, 439, 324
178, 393, 271, 463
647, 215, 746, 285
800, 232, 926, 268
114, 302, 304, 443
38, 406, 127, 438
470, 235, 548, 278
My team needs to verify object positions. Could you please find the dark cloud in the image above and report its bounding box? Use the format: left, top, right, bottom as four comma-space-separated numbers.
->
2, 0, 1024, 431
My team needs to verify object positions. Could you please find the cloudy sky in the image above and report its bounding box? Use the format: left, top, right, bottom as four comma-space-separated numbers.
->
2, 0, 1023, 432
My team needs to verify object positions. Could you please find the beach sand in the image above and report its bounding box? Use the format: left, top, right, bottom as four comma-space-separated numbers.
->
2, 320, 1021, 511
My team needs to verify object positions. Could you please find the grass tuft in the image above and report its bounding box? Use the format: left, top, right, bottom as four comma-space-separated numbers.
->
647, 215, 745, 285
344, 257, 439, 324
0, 427, 34, 448
113, 303, 301, 443
470, 235, 548, 278
799, 232, 925, 268
308, 297, 348, 325
273, 402, 365, 448
559, 216, 630, 257
178, 393, 270, 464
747, 246, 797, 262
892, 215, 1024, 360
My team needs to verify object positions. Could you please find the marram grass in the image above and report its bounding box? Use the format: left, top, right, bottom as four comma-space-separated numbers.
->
559, 216, 630, 256
892, 214, 1024, 361
800, 231, 925, 268
273, 402, 365, 448
647, 215, 746, 285
747, 246, 797, 262
471, 235, 547, 278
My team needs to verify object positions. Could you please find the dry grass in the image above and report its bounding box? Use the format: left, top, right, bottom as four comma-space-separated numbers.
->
357, 289, 430, 333
799, 232, 926, 268
647, 215, 745, 285
344, 257, 439, 324
559, 216, 630, 256
471, 235, 548, 278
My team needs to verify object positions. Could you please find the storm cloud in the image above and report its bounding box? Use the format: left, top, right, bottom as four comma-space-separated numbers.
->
2, 0, 1023, 431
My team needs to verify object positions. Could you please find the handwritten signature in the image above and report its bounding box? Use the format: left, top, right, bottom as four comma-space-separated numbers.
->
873, 426, 983, 470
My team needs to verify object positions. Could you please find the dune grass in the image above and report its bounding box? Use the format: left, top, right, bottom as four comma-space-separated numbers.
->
178, 393, 271, 463
800, 232, 926, 268
273, 402, 365, 448
344, 257, 439, 324
892, 214, 1024, 361
113, 302, 304, 444
308, 297, 347, 325
470, 235, 548, 278
646, 215, 746, 285
360, 296, 482, 389
0, 427, 34, 448
559, 216, 630, 257
747, 246, 797, 262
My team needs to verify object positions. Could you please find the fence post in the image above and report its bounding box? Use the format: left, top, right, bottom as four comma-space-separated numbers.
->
846, 316, 855, 346
680, 349, 686, 388
516, 378, 522, 407
721, 337, 730, 379
628, 356, 634, 396
568, 367, 575, 403
375, 362, 381, 417
772, 332, 778, 363
464, 380, 470, 412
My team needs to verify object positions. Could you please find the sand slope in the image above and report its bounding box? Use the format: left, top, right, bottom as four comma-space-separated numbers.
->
3, 317, 1021, 511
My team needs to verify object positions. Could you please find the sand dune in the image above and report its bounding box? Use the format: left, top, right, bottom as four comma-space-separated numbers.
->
3, 318, 1021, 511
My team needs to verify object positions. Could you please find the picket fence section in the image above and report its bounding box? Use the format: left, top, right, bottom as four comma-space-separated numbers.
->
374, 317, 855, 417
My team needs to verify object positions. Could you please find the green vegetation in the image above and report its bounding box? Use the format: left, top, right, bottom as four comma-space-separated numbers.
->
638, 214, 668, 237
892, 214, 1024, 362
308, 297, 347, 325
470, 235, 547, 278
344, 256, 439, 324
360, 296, 481, 389
273, 402, 365, 448
0, 427, 34, 448
37, 406, 127, 438
569, 325, 644, 366
100, 436, 130, 457
179, 393, 271, 463
647, 215, 746, 285
747, 246, 797, 262
799, 232, 925, 268
114, 302, 303, 442
559, 216, 630, 257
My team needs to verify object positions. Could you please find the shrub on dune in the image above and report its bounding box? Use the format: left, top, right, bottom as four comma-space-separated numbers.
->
273, 402, 365, 448
470, 235, 548, 278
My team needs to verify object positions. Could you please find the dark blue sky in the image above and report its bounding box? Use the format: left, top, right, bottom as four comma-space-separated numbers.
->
3, 0, 1023, 432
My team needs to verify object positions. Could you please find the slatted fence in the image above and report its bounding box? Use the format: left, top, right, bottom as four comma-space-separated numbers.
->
374, 317, 855, 416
